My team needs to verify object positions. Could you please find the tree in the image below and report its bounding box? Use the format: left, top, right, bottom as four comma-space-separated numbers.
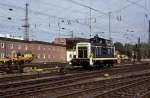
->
114, 42, 125, 54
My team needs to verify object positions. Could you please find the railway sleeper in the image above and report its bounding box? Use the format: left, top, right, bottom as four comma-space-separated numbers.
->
51, 76, 150, 98
2, 67, 150, 97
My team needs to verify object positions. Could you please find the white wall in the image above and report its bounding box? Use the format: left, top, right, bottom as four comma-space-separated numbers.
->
66, 50, 76, 63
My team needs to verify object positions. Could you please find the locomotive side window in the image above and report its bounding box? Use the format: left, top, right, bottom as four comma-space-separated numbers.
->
108, 48, 111, 55
91, 47, 96, 57
102, 47, 107, 56
111, 48, 115, 57
98, 47, 101, 57
78, 47, 87, 58
107, 47, 114, 57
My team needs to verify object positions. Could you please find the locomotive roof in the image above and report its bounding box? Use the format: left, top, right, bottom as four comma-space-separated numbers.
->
89, 35, 113, 46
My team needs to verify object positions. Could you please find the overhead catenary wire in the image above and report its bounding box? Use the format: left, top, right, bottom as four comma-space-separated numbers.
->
64, 0, 146, 32
0, 2, 91, 27
0, 0, 140, 31
0, 2, 97, 39
36, 0, 89, 16
65, 0, 108, 16
112, 0, 144, 13
126, 0, 150, 14
0, 0, 149, 43
0, 0, 147, 26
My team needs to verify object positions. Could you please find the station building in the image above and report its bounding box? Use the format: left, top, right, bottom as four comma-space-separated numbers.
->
0, 37, 66, 63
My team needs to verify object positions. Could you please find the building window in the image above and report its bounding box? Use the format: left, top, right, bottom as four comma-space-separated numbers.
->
10, 44, 13, 49
1, 43, 5, 48
1, 53, 5, 58
43, 48, 45, 51
38, 46, 41, 50
56, 48, 58, 52
18, 44, 21, 50
48, 55, 51, 59
37, 54, 40, 59
43, 54, 46, 59
25, 45, 27, 50
52, 47, 54, 51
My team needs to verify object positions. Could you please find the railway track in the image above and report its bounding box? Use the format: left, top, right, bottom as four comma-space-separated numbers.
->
4, 69, 150, 98
0, 63, 149, 87
52, 71, 150, 98
90, 76, 150, 98
1, 63, 150, 98
0, 64, 82, 83
0, 63, 149, 83
0, 63, 68, 78
0, 62, 68, 68
141, 91, 150, 98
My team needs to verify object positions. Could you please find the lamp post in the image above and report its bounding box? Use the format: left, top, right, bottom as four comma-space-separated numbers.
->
108, 12, 111, 41
137, 37, 141, 62
4, 8, 13, 57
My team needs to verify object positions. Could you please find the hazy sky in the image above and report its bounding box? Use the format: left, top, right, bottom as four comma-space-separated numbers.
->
0, 0, 149, 44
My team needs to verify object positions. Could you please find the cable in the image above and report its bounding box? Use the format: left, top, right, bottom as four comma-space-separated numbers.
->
0, 3, 99, 39
65, 0, 147, 38
0, 1, 148, 43
0, 2, 90, 26
126, 0, 150, 14
0, 1, 112, 31
112, 0, 143, 13
65, 0, 108, 16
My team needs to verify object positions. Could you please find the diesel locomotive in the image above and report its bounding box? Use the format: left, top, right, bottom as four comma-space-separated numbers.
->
71, 35, 117, 68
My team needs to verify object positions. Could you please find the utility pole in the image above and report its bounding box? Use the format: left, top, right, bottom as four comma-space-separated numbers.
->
137, 37, 141, 62
109, 12, 111, 41
89, 8, 92, 38
148, 20, 150, 59
23, 3, 29, 41
148, 20, 150, 45
58, 23, 61, 38
70, 31, 74, 38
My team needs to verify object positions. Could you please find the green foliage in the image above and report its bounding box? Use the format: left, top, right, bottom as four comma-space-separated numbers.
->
114, 42, 125, 54
114, 42, 150, 58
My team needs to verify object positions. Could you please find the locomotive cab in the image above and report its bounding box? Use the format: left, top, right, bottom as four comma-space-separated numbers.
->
71, 42, 91, 67
78, 47, 88, 58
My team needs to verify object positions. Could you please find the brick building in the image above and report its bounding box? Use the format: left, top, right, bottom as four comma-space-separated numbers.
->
0, 37, 66, 63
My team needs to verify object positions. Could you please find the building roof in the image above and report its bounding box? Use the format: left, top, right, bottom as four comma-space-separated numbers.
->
65, 38, 89, 41
0, 37, 66, 47
54, 37, 89, 50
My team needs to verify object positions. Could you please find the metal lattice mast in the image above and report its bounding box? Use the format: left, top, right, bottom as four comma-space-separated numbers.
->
109, 12, 111, 41
89, 8, 92, 38
23, 3, 29, 41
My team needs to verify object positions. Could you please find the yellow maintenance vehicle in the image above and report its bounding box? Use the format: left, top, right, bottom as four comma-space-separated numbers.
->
0, 53, 33, 65
116, 54, 129, 63
11, 53, 33, 64
0, 51, 33, 73
0, 57, 10, 64
23, 53, 33, 63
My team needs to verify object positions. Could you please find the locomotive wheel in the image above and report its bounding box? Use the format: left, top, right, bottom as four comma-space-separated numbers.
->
96, 64, 104, 69
108, 63, 114, 68
82, 65, 92, 70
